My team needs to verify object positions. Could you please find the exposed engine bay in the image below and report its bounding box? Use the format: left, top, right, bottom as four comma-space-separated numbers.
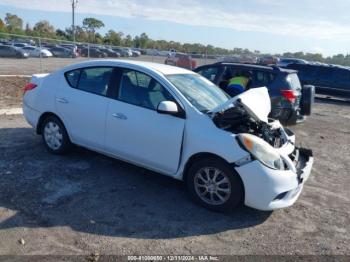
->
212, 103, 286, 148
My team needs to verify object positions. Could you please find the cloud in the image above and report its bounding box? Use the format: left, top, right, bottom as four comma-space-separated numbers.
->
2, 0, 350, 42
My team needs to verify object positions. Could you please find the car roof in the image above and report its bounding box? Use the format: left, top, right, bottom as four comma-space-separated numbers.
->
62, 59, 195, 75
198, 62, 297, 74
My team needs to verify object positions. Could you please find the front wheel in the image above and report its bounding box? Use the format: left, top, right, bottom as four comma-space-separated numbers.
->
42, 116, 71, 154
186, 157, 244, 212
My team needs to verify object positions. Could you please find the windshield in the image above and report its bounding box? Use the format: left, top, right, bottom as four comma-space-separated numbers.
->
166, 74, 230, 112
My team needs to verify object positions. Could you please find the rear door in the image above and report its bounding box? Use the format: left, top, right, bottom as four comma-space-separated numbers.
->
105, 68, 185, 175
57, 66, 115, 150
330, 68, 350, 96
314, 67, 334, 93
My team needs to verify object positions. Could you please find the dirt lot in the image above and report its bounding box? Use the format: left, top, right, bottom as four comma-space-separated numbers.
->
0, 89, 349, 256
0, 77, 29, 109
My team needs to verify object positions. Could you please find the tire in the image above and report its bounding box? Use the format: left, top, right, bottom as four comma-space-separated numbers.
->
186, 157, 244, 212
41, 116, 71, 155
300, 85, 315, 116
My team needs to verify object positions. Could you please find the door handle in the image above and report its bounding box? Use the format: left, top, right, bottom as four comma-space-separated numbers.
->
57, 97, 69, 104
112, 113, 127, 120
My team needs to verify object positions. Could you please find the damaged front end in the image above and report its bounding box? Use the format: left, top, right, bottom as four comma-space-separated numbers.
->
208, 87, 314, 210
210, 87, 292, 150
212, 102, 289, 149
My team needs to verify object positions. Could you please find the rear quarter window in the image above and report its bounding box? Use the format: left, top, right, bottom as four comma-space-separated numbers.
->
65, 69, 81, 88
286, 73, 302, 90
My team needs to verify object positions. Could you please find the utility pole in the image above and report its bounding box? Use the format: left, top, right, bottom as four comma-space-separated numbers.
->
71, 0, 78, 43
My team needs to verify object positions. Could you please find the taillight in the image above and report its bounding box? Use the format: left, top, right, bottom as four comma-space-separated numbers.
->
23, 83, 37, 94
280, 89, 297, 103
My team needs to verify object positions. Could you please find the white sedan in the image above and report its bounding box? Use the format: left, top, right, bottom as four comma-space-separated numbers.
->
21, 46, 53, 58
22, 60, 313, 212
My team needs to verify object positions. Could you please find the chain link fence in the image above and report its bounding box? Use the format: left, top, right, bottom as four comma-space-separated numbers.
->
0, 32, 256, 75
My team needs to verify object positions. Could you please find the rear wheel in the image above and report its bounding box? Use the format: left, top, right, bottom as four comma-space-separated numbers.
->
42, 116, 71, 154
186, 157, 244, 212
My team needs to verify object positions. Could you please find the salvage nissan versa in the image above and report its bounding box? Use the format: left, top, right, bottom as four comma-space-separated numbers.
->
22, 60, 314, 212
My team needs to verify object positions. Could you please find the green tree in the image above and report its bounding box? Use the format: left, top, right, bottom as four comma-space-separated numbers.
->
0, 18, 6, 32
33, 20, 55, 36
82, 17, 105, 42
4, 13, 23, 31
138, 33, 149, 48
56, 29, 68, 39
24, 23, 31, 35
104, 30, 123, 46
123, 34, 133, 47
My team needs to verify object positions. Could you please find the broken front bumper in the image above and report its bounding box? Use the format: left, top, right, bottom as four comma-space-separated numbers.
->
235, 147, 313, 211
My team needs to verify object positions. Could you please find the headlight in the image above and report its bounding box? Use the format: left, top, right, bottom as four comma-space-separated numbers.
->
237, 133, 284, 170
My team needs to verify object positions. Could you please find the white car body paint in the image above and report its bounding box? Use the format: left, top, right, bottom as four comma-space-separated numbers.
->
22, 60, 313, 211
21, 47, 53, 58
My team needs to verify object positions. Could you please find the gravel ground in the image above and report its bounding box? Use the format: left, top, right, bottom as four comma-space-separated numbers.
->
0, 77, 29, 109
0, 100, 349, 256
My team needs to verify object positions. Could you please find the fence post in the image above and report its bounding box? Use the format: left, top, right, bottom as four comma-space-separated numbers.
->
205, 47, 208, 65
38, 37, 43, 73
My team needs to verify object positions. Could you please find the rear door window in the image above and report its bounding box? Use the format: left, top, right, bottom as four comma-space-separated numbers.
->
292, 65, 318, 78
251, 71, 275, 87
65, 67, 114, 96
333, 68, 350, 82
317, 67, 333, 81
196, 66, 219, 82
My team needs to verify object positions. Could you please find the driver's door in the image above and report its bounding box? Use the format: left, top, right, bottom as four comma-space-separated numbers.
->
105, 68, 185, 175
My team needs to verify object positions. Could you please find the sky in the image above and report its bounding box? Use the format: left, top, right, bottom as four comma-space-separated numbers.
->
1, 0, 350, 56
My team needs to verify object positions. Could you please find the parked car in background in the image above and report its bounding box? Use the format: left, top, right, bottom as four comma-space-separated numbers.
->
189, 52, 204, 59
112, 48, 132, 57
22, 60, 313, 212
0, 45, 29, 58
124, 48, 133, 57
97, 47, 121, 57
258, 56, 279, 65
21, 46, 53, 58
80, 48, 107, 58
286, 63, 350, 97
165, 53, 197, 70
131, 50, 141, 57
49, 47, 77, 58
194, 62, 314, 125
42, 44, 59, 49
60, 44, 78, 53
12, 43, 30, 48
145, 49, 160, 56
277, 58, 308, 68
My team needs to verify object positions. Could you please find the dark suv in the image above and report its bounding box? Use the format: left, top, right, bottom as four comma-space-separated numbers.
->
286, 63, 350, 97
194, 63, 314, 125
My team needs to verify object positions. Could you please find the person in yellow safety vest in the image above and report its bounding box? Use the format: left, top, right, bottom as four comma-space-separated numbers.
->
226, 71, 252, 97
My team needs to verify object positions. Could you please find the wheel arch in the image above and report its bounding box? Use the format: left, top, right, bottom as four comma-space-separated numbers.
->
36, 112, 65, 135
182, 152, 243, 184
182, 152, 246, 208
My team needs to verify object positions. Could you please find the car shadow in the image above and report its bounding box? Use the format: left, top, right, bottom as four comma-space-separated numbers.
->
0, 127, 272, 239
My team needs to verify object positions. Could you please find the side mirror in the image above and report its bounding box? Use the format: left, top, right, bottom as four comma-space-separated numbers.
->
157, 101, 178, 115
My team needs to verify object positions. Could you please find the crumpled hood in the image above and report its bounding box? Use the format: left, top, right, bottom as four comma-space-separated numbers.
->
210, 87, 271, 123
